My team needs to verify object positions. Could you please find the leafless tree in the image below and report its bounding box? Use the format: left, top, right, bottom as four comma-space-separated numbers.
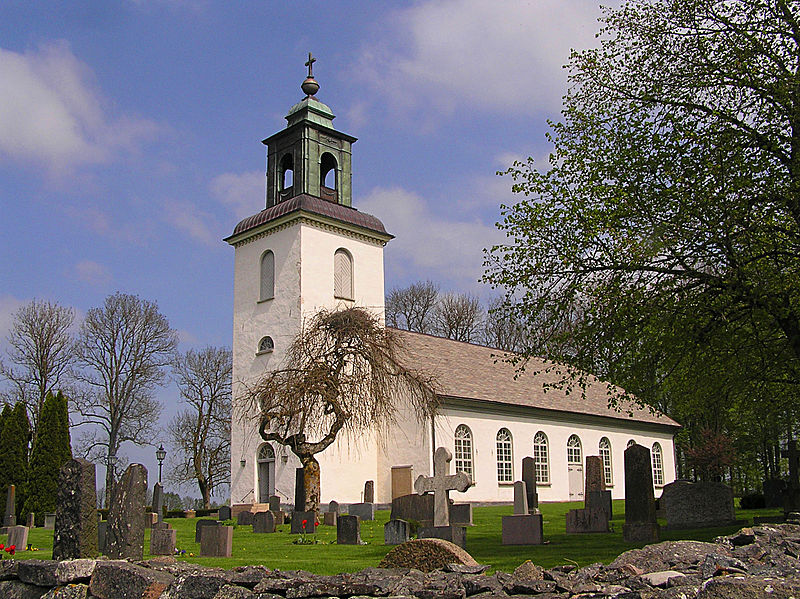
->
168, 346, 231, 509
73, 292, 177, 507
243, 307, 439, 512
482, 297, 528, 352
386, 281, 440, 333
433, 292, 483, 343
0, 299, 76, 439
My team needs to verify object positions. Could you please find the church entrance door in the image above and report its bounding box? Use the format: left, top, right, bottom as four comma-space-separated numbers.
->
568, 464, 584, 501
257, 443, 276, 502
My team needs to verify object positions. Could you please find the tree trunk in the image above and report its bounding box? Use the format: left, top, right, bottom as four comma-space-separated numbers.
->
301, 455, 320, 514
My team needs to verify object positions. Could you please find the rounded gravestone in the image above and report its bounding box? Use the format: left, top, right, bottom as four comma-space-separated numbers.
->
378, 538, 480, 572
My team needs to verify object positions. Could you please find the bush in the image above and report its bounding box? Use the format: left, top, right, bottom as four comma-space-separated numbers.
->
740, 493, 766, 509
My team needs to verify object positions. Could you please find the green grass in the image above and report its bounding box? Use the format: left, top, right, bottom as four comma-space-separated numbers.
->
11, 502, 784, 575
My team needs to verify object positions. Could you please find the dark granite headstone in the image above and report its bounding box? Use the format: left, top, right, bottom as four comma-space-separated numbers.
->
585, 456, 606, 492
252, 511, 275, 533
521, 457, 539, 513
200, 524, 232, 557
501, 513, 544, 545
391, 493, 434, 526
349, 502, 375, 521
195, 519, 221, 543
237, 510, 254, 526
152, 482, 164, 524
384, 519, 409, 545
450, 503, 473, 526
565, 507, 610, 533
290, 510, 316, 534
53, 458, 98, 560
150, 528, 176, 555
295, 467, 306, 511
337, 514, 361, 545
364, 480, 375, 503
622, 444, 659, 543
764, 478, 786, 508
218, 505, 232, 521
3, 485, 15, 527
662, 480, 736, 528
269, 495, 281, 512
105, 463, 147, 560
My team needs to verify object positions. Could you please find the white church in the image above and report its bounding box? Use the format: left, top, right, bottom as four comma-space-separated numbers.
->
226, 61, 679, 510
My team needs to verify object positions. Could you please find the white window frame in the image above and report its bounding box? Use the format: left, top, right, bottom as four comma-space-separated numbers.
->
496, 428, 513, 484
599, 437, 613, 487
567, 434, 583, 465
257, 336, 274, 354
652, 442, 664, 486
533, 431, 550, 485
454, 424, 474, 481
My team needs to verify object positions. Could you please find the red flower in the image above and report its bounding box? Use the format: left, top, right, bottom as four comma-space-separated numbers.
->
0, 544, 4, 550
7, 546, 14, 556
302, 519, 307, 527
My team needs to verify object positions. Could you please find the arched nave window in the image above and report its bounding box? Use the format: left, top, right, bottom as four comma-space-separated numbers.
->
454, 424, 473, 480
652, 442, 664, 486
496, 428, 513, 483
567, 434, 583, 465
533, 431, 550, 484
334, 248, 353, 300
599, 437, 613, 486
260, 250, 275, 301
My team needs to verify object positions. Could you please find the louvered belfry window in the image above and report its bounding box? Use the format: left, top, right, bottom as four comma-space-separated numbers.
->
334, 248, 353, 300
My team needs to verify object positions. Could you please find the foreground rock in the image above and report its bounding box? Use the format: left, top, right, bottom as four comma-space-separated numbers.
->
2, 523, 800, 597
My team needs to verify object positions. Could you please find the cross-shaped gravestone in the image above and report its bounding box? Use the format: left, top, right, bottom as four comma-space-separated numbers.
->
414, 447, 471, 527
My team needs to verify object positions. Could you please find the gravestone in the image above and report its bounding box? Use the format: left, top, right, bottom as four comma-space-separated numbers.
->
328, 500, 340, 514
272, 510, 286, 525
290, 510, 316, 534
764, 478, 786, 508
661, 480, 736, 528
218, 505, 232, 521
565, 507, 609, 533
391, 493, 435, 527
295, 467, 306, 511
521, 457, 540, 513
622, 444, 660, 543
785, 440, 800, 514
53, 458, 98, 560
584, 456, 613, 520
6, 525, 28, 549
415, 447, 471, 548
237, 510, 254, 526
269, 495, 281, 512
450, 503, 473, 526
150, 528, 176, 555
97, 521, 107, 554
337, 514, 361, 545
3, 484, 15, 527
252, 510, 276, 533
105, 463, 147, 560
195, 519, 221, 543
384, 519, 409, 545
200, 524, 233, 557
502, 481, 544, 545
26, 513, 34, 528
44, 513, 56, 529
152, 482, 165, 524
323, 512, 337, 526
391, 465, 414, 500
364, 480, 375, 503
349, 502, 375, 521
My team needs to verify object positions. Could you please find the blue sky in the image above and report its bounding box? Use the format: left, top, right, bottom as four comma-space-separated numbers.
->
0, 0, 609, 495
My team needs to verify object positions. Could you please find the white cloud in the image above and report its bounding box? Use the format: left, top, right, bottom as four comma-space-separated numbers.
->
359, 186, 505, 293
210, 171, 265, 219
74, 260, 112, 287
0, 41, 159, 175
0, 295, 26, 343
164, 199, 220, 247
358, 0, 607, 118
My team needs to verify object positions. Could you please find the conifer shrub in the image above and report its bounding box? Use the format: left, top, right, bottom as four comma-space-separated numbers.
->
0, 402, 30, 520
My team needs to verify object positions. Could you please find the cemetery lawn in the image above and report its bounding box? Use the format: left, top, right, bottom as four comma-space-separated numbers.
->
17, 501, 782, 575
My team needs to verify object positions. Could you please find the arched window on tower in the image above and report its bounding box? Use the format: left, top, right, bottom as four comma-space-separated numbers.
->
652, 442, 664, 486
454, 424, 473, 480
320, 152, 337, 201
599, 437, 613, 487
533, 431, 550, 484
334, 248, 353, 300
257, 336, 274, 354
280, 153, 294, 194
496, 428, 513, 483
260, 250, 274, 301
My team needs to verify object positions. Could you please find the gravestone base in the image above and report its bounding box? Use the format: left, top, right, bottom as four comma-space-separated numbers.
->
384, 519, 409, 545
566, 508, 609, 533
623, 522, 660, 543
323, 512, 337, 526
349, 503, 375, 521
150, 528, 176, 555
586, 490, 613, 520
450, 503, 473, 526
290, 510, 317, 534
200, 525, 233, 557
418, 525, 466, 549
337, 514, 362, 545
501, 514, 543, 545
6, 525, 28, 549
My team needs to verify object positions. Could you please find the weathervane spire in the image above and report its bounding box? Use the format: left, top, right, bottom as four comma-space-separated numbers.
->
301, 52, 320, 97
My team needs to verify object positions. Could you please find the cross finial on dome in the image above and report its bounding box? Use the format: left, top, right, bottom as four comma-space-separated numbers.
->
302, 52, 320, 97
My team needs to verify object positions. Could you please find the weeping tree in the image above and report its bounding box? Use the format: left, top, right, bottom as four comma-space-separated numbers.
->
245, 307, 439, 512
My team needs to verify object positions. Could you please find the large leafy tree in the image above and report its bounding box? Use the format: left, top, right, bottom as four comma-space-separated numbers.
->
24, 391, 72, 525
485, 0, 800, 474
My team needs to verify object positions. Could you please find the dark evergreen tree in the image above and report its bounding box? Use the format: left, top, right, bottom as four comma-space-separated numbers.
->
0, 403, 13, 496
0, 402, 31, 520
24, 391, 72, 525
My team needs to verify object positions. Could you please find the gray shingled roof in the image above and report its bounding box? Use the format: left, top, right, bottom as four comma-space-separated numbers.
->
391, 328, 679, 428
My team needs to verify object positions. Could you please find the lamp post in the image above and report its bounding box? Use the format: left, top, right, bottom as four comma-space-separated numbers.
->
156, 444, 166, 483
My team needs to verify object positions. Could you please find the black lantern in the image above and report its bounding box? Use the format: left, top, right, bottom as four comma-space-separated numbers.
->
156, 444, 167, 482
